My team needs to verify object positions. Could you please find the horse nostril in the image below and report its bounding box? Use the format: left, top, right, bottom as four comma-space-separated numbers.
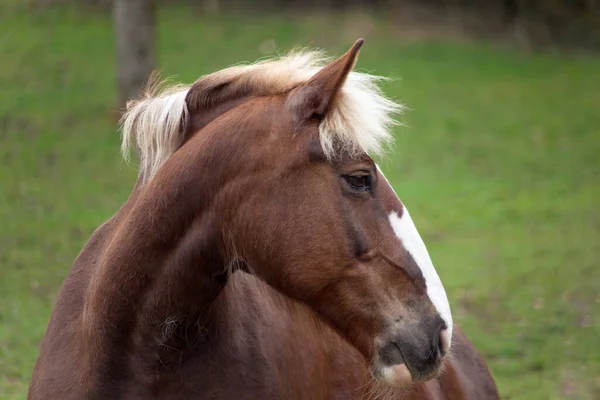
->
438, 328, 450, 356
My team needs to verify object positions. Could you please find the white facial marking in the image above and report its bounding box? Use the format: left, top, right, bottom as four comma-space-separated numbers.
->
388, 209, 453, 345
376, 165, 453, 345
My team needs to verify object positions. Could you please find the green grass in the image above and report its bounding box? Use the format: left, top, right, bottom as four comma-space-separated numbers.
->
1, 5, 599, 399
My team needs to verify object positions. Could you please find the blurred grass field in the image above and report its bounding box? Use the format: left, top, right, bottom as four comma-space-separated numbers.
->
1, 4, 599, 400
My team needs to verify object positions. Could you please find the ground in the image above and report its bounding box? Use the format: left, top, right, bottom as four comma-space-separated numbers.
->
0, 5, 599, 400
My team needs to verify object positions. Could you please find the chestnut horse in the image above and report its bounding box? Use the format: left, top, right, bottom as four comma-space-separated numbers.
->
28, 40, 499, 399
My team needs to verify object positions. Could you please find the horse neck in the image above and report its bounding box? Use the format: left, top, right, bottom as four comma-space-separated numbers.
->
78, 169, 227, 387
83, 98, 267, 340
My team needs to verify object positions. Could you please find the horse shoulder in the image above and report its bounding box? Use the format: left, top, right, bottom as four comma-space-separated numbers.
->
28, 199, 136, 399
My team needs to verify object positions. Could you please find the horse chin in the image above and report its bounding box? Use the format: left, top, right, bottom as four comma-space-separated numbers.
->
370, 356, 445, 387
371, 362, 413, 387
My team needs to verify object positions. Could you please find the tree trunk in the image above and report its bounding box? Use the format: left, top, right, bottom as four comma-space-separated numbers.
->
203, 0, 219, 13
113, 0, 156, 111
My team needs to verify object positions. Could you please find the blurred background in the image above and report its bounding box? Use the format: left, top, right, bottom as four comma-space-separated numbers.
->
0, 1, 598, 399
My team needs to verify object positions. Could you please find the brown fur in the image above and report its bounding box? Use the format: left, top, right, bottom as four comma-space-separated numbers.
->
28, 40, 499, 399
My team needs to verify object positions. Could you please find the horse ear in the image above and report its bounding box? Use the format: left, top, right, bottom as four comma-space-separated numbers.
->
287, 38, 364, 122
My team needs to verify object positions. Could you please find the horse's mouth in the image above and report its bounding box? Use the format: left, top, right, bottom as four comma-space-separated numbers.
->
370, 361, 412, 387
370, 341, 410, 386
371, 340, 446, 386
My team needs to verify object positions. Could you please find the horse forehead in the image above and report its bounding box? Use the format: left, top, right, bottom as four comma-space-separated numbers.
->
376, 167, 404, 216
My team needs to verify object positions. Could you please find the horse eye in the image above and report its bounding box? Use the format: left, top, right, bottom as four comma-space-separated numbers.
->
345, 174, 371, 191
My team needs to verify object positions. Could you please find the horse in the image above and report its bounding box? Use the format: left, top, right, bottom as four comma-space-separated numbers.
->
28, 39, 499, 399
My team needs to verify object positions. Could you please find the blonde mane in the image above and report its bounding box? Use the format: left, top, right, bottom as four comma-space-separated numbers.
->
120, 49, 403, 183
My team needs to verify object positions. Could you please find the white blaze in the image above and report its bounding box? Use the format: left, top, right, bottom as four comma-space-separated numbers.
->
388, 209, 453, 345
376, 165, 453, 345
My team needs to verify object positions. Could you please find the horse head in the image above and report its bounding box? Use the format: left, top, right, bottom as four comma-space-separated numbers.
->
121, 39, 453, 387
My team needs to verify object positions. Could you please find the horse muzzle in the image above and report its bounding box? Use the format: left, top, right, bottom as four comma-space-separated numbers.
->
371, 315, 450, 386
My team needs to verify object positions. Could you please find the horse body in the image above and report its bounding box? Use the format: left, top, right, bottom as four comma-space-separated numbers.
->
28, 40, 499, 399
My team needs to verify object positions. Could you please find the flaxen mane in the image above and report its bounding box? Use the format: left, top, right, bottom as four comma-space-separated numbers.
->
120, 49, 403, 183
